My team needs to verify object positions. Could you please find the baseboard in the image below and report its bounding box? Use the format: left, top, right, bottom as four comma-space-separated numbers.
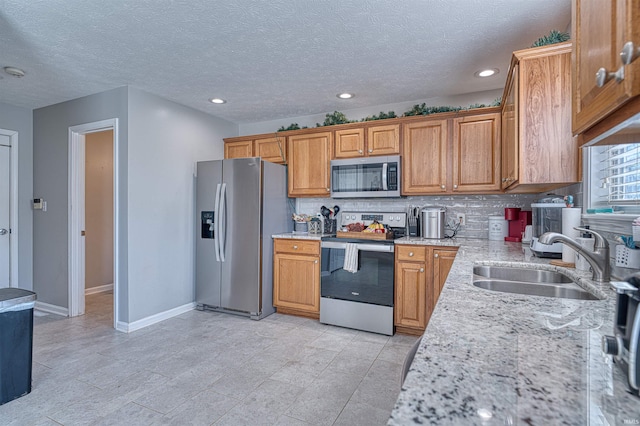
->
85, 283, 114, 295
116, 302, 196, 333
35, 301, 68, 317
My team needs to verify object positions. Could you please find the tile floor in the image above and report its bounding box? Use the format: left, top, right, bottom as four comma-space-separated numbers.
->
1, 292, 418, 425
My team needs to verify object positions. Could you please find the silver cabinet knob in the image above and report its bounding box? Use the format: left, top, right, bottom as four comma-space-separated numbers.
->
358, 150, 363, 154
596, 66, 624, 87
440, 184, 446, 190
0, 228, 7, 236
368, 149, 373, 153
434, 253, 439, 258
621, 41, 640, 65
314, 259, 318, 264
409, 252, 414, 257
293, 245, 298, 249
453, 184, 458, 189
419, 268, 424, 273
326, 187, 330, 192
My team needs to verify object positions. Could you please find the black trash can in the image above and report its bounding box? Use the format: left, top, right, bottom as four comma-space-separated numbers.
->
0, 288, 36, 405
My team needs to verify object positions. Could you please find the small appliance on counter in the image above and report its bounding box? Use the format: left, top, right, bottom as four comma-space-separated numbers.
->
602, 274, 640, 397
530, 195, 565, 258
420, 207, 446, 239
504, 207, 532, 242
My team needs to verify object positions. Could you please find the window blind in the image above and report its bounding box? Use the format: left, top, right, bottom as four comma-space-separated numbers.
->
595, 143, 640, 206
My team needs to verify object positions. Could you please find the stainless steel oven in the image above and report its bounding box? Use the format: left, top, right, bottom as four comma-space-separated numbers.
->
319, 211, 406, 335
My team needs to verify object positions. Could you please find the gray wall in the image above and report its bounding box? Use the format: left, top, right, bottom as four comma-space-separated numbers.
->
0, 101, 33, 290
33, 87, 129, 315
239, 89, 503, 135
126, 87, 236, 322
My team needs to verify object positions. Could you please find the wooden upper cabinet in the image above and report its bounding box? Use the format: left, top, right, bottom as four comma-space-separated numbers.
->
501, 64, 519, 190
334, 124, 399, 158
334, 128, 365, 158
287, 131, 332, 197
402, 119, 448, 194
367, 124, 400, 156
452, 113, 501, 192
572, 0, 640, 134
501, 43, 579, 193
224, 140, 252, 159
254, 135, 286, 164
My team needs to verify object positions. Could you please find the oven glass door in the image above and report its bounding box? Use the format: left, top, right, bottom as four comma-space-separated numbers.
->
320, 243, 394, 306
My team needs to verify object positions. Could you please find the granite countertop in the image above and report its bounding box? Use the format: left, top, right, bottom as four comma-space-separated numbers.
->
389, 238, 640, 426
271, 232, 331, 240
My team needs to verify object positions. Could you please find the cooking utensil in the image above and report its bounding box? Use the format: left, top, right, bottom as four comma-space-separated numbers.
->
320, 206, 331, 218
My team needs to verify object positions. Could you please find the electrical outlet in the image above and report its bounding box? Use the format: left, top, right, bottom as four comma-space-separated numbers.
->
456, 213, 466, 226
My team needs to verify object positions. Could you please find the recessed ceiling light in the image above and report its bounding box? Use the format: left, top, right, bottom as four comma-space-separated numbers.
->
475, 68, 499, 78
337, 93, 354, 99
209, 98, 226, 104
4, 66, 25, 78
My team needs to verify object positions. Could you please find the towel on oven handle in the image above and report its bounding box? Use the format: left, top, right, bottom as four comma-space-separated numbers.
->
343, 243, 359, 273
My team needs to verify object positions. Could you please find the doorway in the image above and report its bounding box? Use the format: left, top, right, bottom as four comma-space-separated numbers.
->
0, 129, 18, 289
68, 119, 119, 329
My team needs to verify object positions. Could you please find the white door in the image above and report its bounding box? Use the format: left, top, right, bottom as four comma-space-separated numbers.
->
0, 139, 10, 287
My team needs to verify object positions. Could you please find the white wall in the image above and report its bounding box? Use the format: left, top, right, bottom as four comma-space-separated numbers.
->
239, 89, 502, 135
0, 102, 33, 290
126, 87, 237, 322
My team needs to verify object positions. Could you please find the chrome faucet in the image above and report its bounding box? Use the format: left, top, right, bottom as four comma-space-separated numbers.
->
539, 227, 610, 283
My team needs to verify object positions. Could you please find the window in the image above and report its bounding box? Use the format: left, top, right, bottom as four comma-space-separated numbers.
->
588, 143, 640, 214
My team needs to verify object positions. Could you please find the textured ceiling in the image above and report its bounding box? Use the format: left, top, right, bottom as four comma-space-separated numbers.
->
0, 0, 571, 124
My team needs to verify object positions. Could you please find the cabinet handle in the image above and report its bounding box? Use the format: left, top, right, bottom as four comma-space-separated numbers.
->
434, 253, 439, 258
326, 187, 330, 192
293, 245, 298, 249
419, 268, 424, 273
596, 66, 624, 87
453, 184, 458, 189
409, 252, 414, 257
440, 184, 446, 190
358, 150, 363, 154
314, 260, 318, 264
621, 41, 640, 65
368, 149, 373, 153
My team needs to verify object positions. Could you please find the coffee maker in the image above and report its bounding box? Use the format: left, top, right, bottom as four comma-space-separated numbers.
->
530, 195, 565, 258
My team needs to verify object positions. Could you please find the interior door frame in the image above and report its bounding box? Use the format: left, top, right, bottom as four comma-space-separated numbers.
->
68, 119, 119, 328
0, 129, 19, 288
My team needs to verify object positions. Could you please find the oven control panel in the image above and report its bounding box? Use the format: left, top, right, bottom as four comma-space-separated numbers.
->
339, 211, 407, 228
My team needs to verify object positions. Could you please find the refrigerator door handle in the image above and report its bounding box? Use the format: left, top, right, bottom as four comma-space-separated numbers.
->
214, 183, 222, 262
219, 182, 227, 262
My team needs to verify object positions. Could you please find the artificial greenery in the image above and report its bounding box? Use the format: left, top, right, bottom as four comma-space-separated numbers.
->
277, 123, 308, 131
316, 111, 352, 127
531, 30, 570, 47
403, 104, 462, 117
362, 111, 397, 121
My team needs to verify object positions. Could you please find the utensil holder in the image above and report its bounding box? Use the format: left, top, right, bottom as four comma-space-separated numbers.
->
616, 245, 640, 269
323, 218, 336, 234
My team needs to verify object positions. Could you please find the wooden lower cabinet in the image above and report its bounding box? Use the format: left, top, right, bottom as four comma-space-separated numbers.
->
273, 239, 321, 318
394, 245, 458, 335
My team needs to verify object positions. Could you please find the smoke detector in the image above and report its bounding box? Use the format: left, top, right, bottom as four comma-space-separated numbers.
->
4, 67, 25, 78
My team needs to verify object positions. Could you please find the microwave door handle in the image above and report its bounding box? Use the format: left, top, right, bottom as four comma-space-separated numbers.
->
382, 163, 388, 190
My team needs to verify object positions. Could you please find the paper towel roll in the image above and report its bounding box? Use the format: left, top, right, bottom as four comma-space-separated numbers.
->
561, 208, 581, 263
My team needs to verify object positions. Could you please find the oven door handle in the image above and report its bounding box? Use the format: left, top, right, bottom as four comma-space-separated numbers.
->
321, 241, 394, 253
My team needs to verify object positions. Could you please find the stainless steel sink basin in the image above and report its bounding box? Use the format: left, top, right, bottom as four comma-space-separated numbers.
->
473, 265, 573, 284
472, 265, 598, 300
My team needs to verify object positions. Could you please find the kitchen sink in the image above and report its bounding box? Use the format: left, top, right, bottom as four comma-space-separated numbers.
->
472, 265, 599, 300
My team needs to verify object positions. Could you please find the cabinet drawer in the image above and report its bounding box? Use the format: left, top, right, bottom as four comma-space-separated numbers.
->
396, 245, 427, 262
274, 239, 320, 256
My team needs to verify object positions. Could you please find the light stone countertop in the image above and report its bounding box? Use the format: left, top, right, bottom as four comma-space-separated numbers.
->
271, 232, 331, 240
388, 238, 640, 426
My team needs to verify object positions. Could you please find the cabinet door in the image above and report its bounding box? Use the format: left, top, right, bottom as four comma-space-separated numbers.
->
433, 248, 457, 305
502, 64, 519, 189
254, 136, 286, 164
224, 140, 253, 159
273, 253, 320, 313
452, 113, 501, 192
394, 260, 428, 330
367, 124, 400, 156
572, 0, 640, 134
402, 120, 448, 194
334, 128, 365, 158
520, 50, 577, 185
287, 132, 332, 197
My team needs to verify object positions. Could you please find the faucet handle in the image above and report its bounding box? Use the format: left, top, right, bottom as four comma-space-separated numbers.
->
574, 227, 608, 249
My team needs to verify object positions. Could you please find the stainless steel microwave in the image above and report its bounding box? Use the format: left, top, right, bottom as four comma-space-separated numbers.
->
330, 155, 401, 198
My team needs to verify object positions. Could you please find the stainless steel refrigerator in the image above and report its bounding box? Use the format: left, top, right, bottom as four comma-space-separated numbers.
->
195, 158, 291, 319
